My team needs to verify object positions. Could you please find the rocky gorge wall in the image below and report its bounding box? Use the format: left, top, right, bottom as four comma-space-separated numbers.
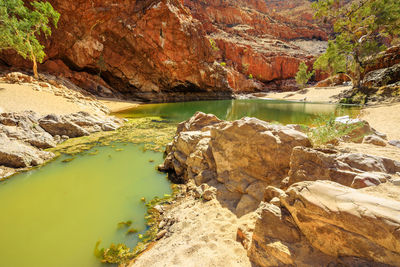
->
1, 0, 328, 101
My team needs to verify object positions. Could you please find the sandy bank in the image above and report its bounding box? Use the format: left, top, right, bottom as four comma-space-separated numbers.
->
131, 196, 251, 267
360, 103, 400, 140
97, 98, 140, 113
0, 78, 110, 115
259, 85, 351, 103
0, 82, 95, 115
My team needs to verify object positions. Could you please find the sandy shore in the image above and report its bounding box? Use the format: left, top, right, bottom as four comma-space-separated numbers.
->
0, 81, 140, 116
97, 97, 140, 113
131, 197, 252, 267
0, 82, 100, 115
360, 103, 400, 141
259, 85, 351, 103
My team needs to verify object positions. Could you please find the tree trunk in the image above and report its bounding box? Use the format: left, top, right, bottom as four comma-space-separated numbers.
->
32, 56, 38, 80
353, 62, 361, 88
27, 38, 39, 79
353, 52, 362, 89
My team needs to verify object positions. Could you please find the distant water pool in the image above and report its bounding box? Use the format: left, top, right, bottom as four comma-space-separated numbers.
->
116, 99, 359, 125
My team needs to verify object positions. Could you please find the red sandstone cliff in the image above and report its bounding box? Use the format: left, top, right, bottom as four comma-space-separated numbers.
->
1, 0, 232, 102
0, 0, 328, 100
184, 0, 328, 92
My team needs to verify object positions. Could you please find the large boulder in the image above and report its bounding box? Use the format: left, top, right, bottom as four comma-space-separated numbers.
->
282, 181, 400, 266
248, 181, 400, 266
288, 147, 400, 188
161, 112, 311, 216
0, 134, 54, 168
39, 114, 91, 138
0, 111, 57, 149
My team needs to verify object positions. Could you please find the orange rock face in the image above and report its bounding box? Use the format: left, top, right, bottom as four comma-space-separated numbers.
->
1, 0, 232, 101
184, 0, 328, 92
1, 0, 328, 99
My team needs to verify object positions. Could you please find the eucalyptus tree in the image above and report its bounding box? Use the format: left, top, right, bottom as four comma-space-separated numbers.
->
312, 0, 400, 87
0, 0, 60, 79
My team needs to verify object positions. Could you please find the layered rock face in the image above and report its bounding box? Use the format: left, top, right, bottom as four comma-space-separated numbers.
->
1, 0, 328, 99
160, 112, 400, 266
288, 147, 400, 188
1, 0, 232, 102
184, 0, 328, 92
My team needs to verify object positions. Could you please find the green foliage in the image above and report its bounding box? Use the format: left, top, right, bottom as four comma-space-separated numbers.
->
96, 185, 180, 265
295, 62, 314, 88
102, 243, 134, 265
209, 38, 219, 51
0, 0, 60, 78
312, 0, 400, 87
248, 73, 253, 79
313, 40, 346, 76
219, 62, 226, 66
307, 114, 363, 146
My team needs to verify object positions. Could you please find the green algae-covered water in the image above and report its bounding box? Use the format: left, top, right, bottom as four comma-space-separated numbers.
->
0, 99, 359, 267
116, 99, 359, 124
0, 143, 171, 267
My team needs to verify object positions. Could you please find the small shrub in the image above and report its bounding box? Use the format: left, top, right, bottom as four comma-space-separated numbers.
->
220, 62, 226, 66
307, 114, 363, 146
248, 74, 253, 79
209, 38, 219, 51
295, 62, 314, 88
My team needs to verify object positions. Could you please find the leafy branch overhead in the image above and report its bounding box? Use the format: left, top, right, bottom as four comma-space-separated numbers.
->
312, 0, 400, 88
0, 0, 60, 78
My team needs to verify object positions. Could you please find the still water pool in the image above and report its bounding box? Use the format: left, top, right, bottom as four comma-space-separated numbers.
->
0, 99, 359, 267
116, 99, 359, 125
0, 143, 171, 267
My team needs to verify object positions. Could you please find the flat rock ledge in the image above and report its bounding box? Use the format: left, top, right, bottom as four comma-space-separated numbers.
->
0, 110, 123, 179
157, 112, 400, 266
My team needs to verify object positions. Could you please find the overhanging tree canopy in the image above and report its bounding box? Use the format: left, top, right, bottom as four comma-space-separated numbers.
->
312, 0, 400, 87
0, 0, 60, 79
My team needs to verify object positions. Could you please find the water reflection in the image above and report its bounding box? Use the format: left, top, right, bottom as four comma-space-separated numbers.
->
116, 99, 359, 125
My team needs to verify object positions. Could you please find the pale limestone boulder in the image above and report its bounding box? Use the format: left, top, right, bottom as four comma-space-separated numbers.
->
281, 180, 400, 266
160, 112, 311, 216
39, 114, 90, 138
0, 134, 54, 168
176, 111, 222, 133
288, 147, 400, 188
211, 117, 311, 189
248, 202, 335, 267
363, 135, 387, 146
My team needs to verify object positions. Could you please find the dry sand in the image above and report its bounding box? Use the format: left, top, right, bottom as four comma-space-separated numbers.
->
0, 81, 140, 116
360, 103, 400, 141
260, 85, 351, 103
98, 98, 140, 113
131, 197, 252, 267
0, 82, 99, 115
